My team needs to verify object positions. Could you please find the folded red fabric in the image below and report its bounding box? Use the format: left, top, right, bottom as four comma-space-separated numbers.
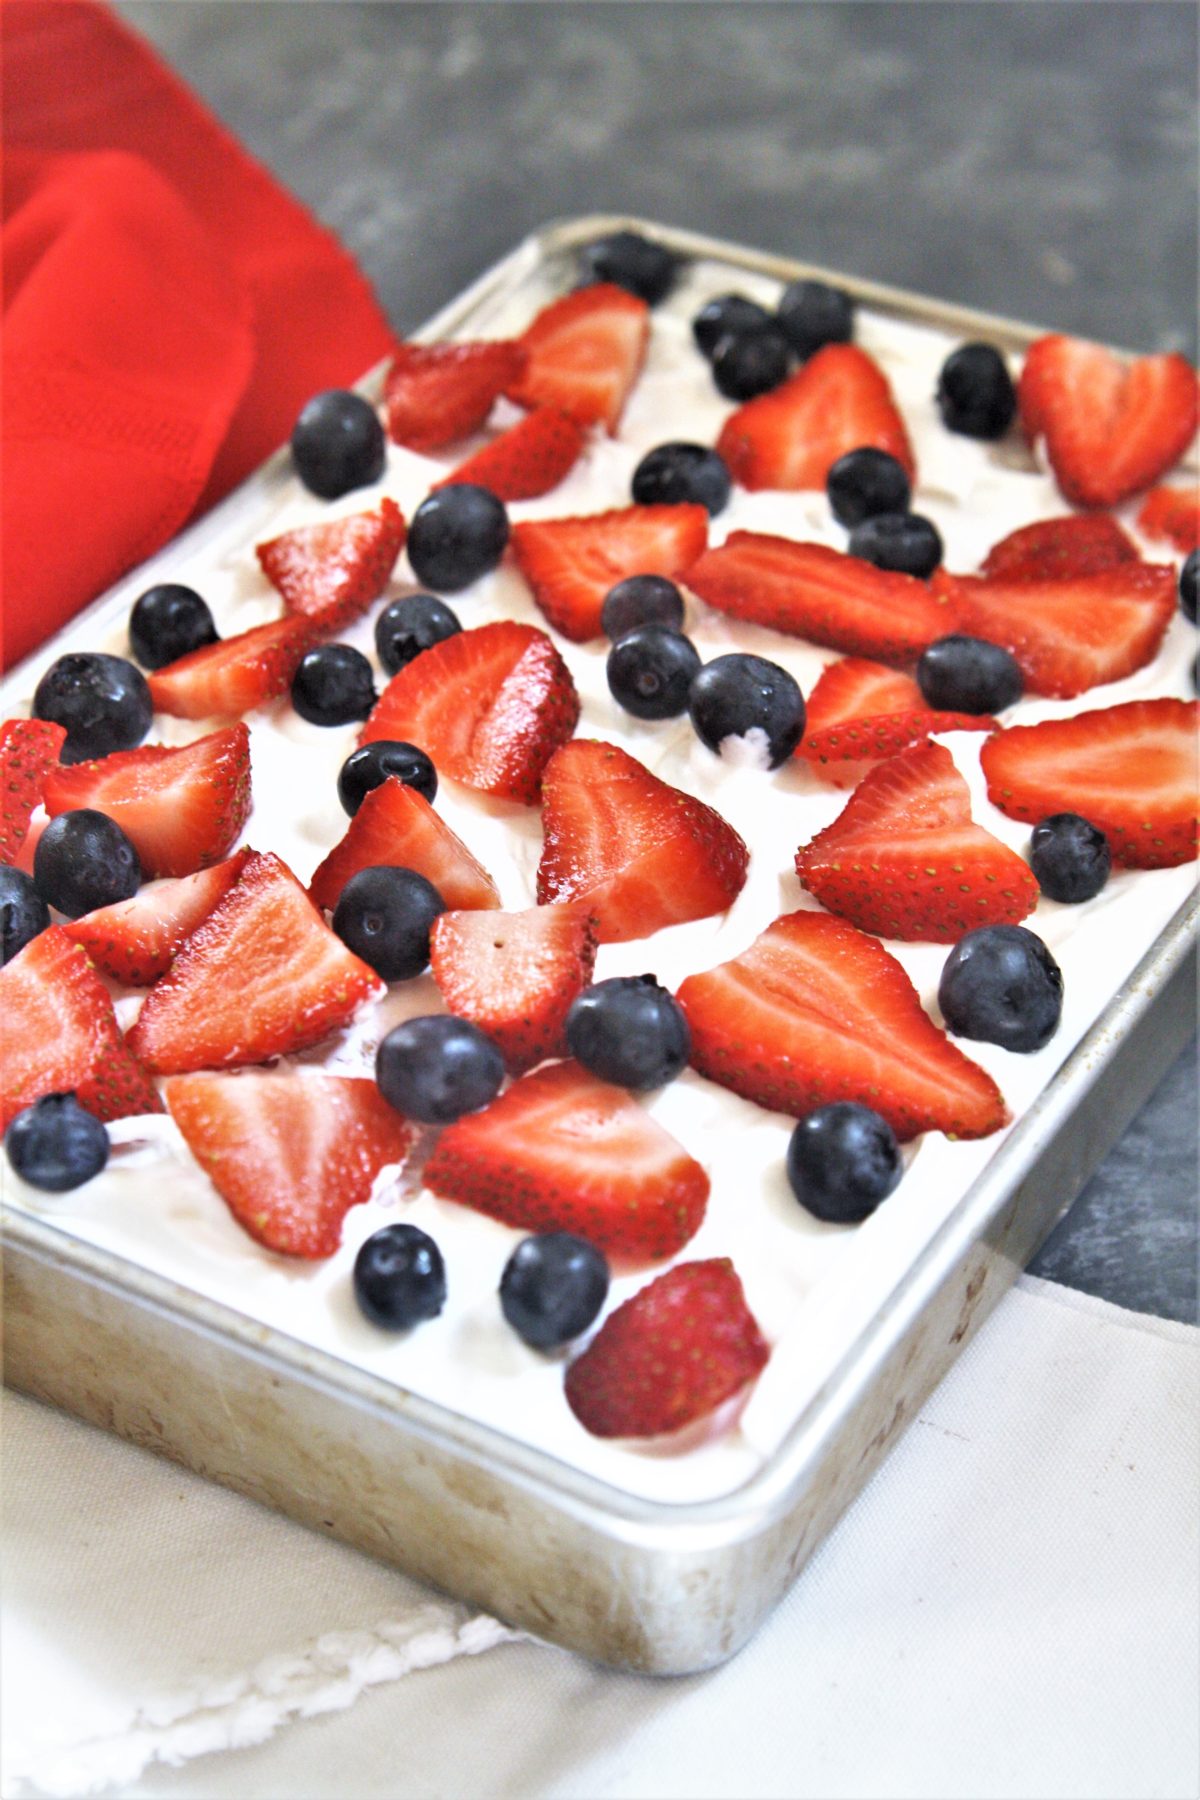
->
2, 0, 398, 670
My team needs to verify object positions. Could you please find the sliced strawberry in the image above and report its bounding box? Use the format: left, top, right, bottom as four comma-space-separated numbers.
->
63, 851, 250, 986
429, 903, 597, 1074
1136, 484, 1200, 555
383, 340, 527, 451
1017, 335, 1199, 508
0, 718, 66, 863
795, 739, 1038, 940
147, 616, 317, 721
537, 740, 749, 943
934, 562, 1176, 698
42, 724, 251, 879
506, 283, 649, 434
980, 698, 1199, 869
980, 513, 1139, 581
423, 1059, 709, 1261
435, 407, 587, 502
256, 498, 406, 629
563, 1258, 769, 1439
716, 343, 915, 492
798, 657, 994, 787
11, 813, 45, 876
512, 504, 708, 643
0, 925, 163, 1129
359, 620, 578, 803
676, 909, 1005, 1141
308, 778, 500, 914
686, 533, 955, 664
166, 1071, 414, 1258
127, 850, 384, 1074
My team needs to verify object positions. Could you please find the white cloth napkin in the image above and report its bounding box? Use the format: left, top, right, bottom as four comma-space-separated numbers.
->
2, 1274, 1197, 1800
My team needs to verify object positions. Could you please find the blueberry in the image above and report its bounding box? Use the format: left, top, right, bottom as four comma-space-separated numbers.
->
688, 652, 806, 768
786, 1103, 902, 1225
711, 326, 791, 401
1029, 813, 1112, 904
1180, 551, 1198, 625
375, 593, 462, 675
0, 865, 50, 964
499, 1232, 610, 1349
406, 485, 509, 592
337, 741, 438, 814
565, 975, 691, 1090
826, 448, 912, 528
376, 1014, 504, 1124
33, 653, 152, 764
916, 635, 1024, 714
353, 1222, 447, 1330
938, 925, 1064, 1054
5, 1092, 109, 1192
332, 865, 444, 981
631, 442, 731, 516
606, 626, 702, 721
290, 644, 377, 726
290, 389, 386, 500
33, 810, 141, 918
849, 511, 943, 578
775, 279, 854, 360
936, 343, 1017, 440
578, 230, 678, 305
600, 575, 685, 642
692, 293, 773, 360
128, 584, 218, 670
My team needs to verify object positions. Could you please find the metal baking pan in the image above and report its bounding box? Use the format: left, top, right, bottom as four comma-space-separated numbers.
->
4, 215, 1197, 1675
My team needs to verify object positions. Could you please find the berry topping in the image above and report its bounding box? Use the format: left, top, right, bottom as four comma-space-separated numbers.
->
1029, 813, 1112, 904
1180, 550, 1198, 624
129, 584, 219, 670
935, 343, 1017, 439
33, 653, 153, 764
688, 652, 806, 767
692, 293, 773, 359
384, 340, 527, 452
290, 389, 386, 499
33, 810, 141, 919
331, 865, 445, 982
797, 656, 994, 788
916, 635, 1024, 714
309, 778, 499, 914
337, 741, 438, 814
849, 510, 943, 578
1137, 485, 1200, 555
508, 283, 650, 434
938, 925, 1064, 1054
375, 1014, 505, 1125
786, 1103, 903, 1224
375, 594, 462, 675
578, 230, 678, 305
711, 326, 791, 401
565, 974, 690, 1091
826, 447, 912, 527
775, 278, 854, 360
0, 865, 49, 965
717, 344, 913, 493
256, 498, 406, 630
0, 718, 66, 864
62, 851, 250, 986
405, 484, 509, 593
499, 1232, 610, 1350
429, 902, 597, 1075
354, 1223, 447, 1329
290, 643, 377, 726
980, 513, 1139, 582
512, 503, 707, 643
5, 1093, 109, 1192
606, 625, 701, 720
631, 442, 732, 516
147, 616, 317, 720
600, 574, 685, 642
437, 406, 586, 502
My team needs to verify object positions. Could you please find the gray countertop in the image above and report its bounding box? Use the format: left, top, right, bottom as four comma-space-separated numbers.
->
117, 0, 1198, 1322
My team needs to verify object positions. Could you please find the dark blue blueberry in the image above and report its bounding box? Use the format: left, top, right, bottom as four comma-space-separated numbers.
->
5, 1092, 109, 1192
376, 1014, 504, 1124
374, 593, 462, 675
337, 741, 438, 815
938, 925, 1064, 1054
936, 343, 1017, 440
606, 626, 702, 720
775, 279, 854, 360
579, 230, 678, 305
692, 293, 773, 360
406, 485, 509, 592
290, 644, 377, 726
332, 865, 445, 981
917, 635, 1024, 714
711, 325, 791, 400
33, 810, 141, 919
600, 575, 685, 642
129, 584, 218, 670
565, 975, 691, 1090
1180, 551, 1198, 625
826, 448, 912, 528
1029, 813, 1112, 904
353, 1222, 447, 1330
0, 865, 50, 964
290, 389, 386, 500
33, 653, 152, 765
849, 511, 943, 578
631, 442, 731, 516
786, 1103, 902, 1225
499, 1232, 610, 1349
688, 652, 806, 768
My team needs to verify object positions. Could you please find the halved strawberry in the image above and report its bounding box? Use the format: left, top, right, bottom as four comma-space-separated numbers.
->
423, 1059, 709, 1261
429, 903, 597, 1073
383, 340, 527, 451
435, 407, 587, 502
564, 1258, 769, 1439
676, 909, 1006, 1140
256, 498, 406, 629
795, 739, 1038, 940
716, 343, 915, 492
685, 533, 955, 664
1017, 335, 1199, 508
0, 718, 66, 863
42, 725, 251, 879
64, 850, 250, 986
359, 620, 579, 804
147, 616, 317, 720
0, 925, 163, 1129
798, 657, 994, 787
166, 1071, 414, 1258
308, 778, 499, 914
980, 513, 1139, 581
537, 740, 749, 943
511, 504, 708, 643
933, 562, 1176, 698
980, 698, 1199, 869
1136, 485, 1200, 555
506, 283, 649, 434
127, 850, 384, 1074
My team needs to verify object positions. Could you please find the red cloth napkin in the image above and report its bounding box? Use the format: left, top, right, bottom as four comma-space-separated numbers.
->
2, 0, 398, 671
